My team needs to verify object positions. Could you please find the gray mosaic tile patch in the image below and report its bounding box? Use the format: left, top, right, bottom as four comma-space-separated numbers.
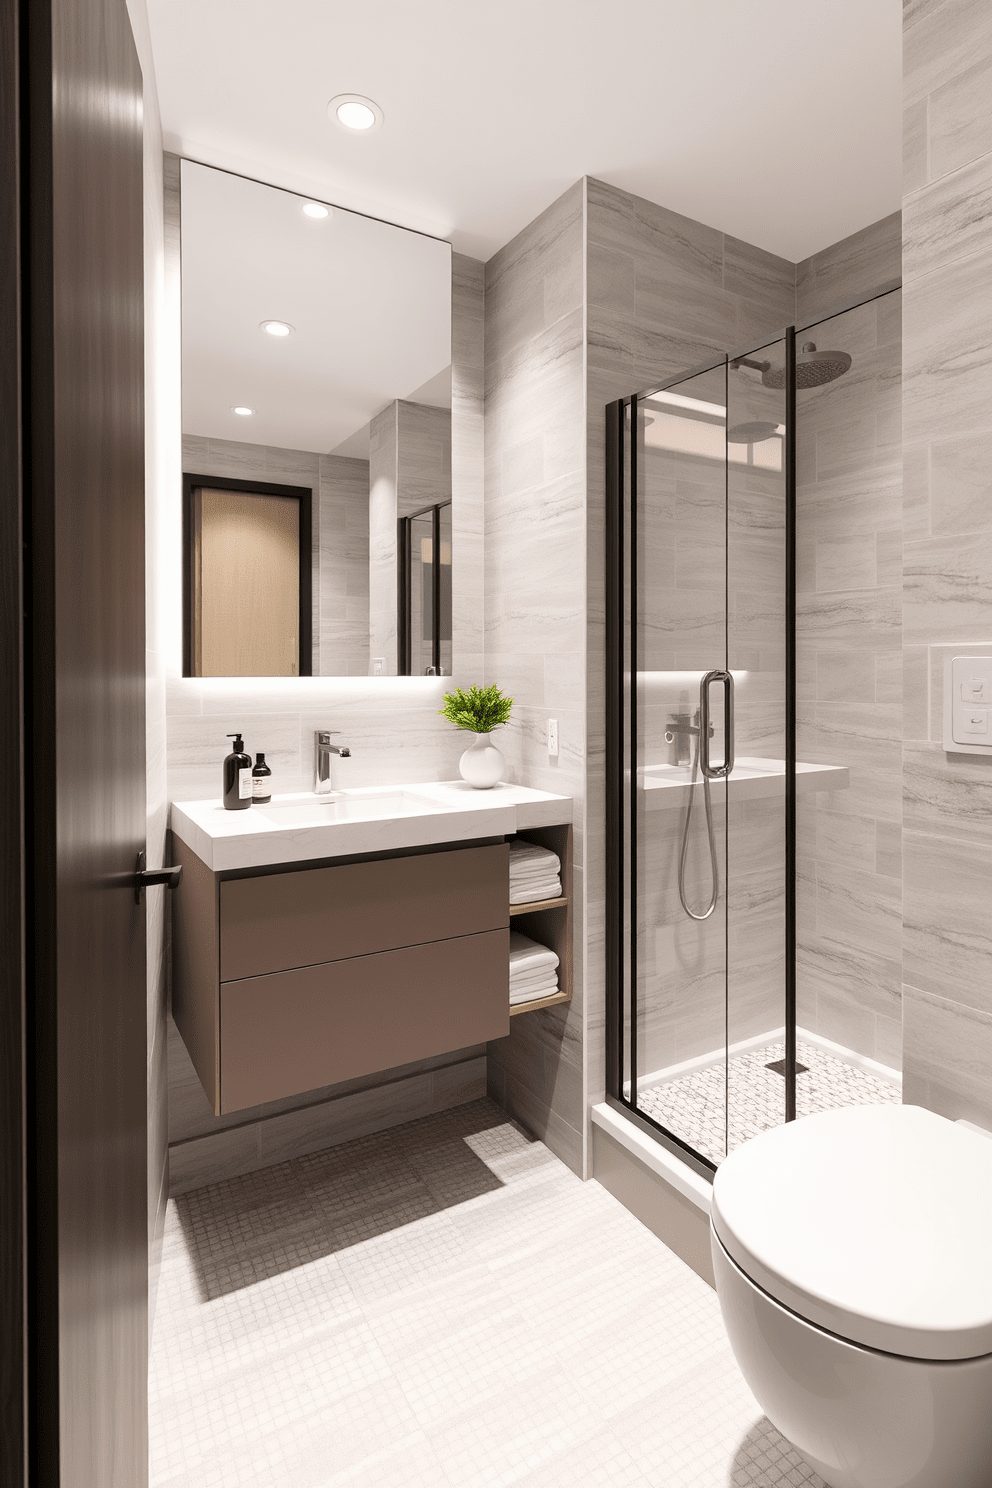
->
637, 1039, 900, 1165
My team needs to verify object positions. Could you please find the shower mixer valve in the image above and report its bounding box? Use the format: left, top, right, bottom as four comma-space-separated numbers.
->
665, 710, 713, 766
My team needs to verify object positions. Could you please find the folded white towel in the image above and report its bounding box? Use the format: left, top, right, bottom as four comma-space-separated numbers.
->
510, 979, 559, 1006
509, 843, 561, 881
509, 931, 559, 975
510, 973, 559, 997
510, 880, 562, 905
509, 840, 560, 865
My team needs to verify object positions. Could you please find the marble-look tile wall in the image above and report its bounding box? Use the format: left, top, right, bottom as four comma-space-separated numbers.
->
796, 213, 902, 324
795, 285, 903, 1068
162, 156, 488, 1185
369, 400, 451, 674
901, 0, 992, 1127
584, 178, 796, 1132
483, 182, 587, 1174
315, 454, 371, 676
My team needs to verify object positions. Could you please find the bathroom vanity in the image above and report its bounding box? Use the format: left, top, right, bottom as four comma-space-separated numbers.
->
170, 782, 572, 1115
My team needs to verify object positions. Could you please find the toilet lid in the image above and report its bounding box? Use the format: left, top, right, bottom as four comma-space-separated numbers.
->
711, 1104, 992, 1361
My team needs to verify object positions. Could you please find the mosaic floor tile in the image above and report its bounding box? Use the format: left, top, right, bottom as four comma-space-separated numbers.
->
150, 1097, 823, 1488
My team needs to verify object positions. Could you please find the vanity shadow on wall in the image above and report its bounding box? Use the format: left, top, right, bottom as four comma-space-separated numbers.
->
180, 159, 454, 678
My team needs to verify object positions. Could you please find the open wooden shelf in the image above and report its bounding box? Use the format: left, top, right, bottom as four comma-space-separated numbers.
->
509, 895, 568, 916
509, 989, 572, 1017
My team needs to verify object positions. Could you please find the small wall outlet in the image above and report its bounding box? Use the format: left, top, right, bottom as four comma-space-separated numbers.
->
547, 718, 559, 757
372, 656, 385, 677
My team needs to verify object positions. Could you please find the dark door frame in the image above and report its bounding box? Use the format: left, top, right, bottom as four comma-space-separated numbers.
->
2, 0, 149, 1482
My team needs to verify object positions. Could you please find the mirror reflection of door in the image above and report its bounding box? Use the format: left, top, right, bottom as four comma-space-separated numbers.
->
399, 500, 451, 675
185, 476, 312, 677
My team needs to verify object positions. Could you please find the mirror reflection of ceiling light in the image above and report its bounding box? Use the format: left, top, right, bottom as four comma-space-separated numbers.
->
302, 202, 329, 220
328, 94, 384, 133
260, 320, 293, 337
231, 406, 254, 416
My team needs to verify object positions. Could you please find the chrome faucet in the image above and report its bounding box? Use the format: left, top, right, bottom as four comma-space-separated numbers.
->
313, 730, 351, 794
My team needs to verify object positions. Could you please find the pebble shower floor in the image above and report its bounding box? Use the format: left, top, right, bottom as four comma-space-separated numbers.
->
637, 1039, 900, 1166
149, 1098, 826, 1486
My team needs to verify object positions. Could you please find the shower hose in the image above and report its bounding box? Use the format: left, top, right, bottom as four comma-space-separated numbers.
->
678, 723, 719, 921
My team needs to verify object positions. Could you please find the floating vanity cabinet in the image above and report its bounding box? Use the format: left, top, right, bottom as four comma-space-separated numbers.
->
172, 839, 510, 1114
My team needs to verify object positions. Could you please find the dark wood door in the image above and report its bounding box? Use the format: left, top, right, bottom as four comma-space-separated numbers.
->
0, 0, 148, 1482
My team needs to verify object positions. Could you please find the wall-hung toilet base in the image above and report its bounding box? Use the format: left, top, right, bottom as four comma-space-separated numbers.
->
713, 1237, 992, 1488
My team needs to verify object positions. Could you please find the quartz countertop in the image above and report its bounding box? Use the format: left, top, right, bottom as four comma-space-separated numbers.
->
171, 780, 573, 873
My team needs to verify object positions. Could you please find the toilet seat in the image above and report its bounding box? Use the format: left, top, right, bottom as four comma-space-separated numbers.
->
711, 1104, 992, 1360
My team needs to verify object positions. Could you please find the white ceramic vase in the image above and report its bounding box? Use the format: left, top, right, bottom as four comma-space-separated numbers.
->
458, 731, 504, 789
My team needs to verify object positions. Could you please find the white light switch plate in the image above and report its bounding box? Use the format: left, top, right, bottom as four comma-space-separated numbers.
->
944, 654, 992, 754
547, 718, 559, 757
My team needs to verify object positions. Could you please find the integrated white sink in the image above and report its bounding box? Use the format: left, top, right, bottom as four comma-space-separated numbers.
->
171, 780, 573, 872
255, 791, 447, 827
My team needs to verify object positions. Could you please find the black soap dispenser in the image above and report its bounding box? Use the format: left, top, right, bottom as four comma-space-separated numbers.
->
223, 733, 253, 811
252, 752, 272, 803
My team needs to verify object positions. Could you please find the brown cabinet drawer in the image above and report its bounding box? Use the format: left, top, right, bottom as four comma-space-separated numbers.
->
219, 928, 509, 1112
219, 842, 508, 981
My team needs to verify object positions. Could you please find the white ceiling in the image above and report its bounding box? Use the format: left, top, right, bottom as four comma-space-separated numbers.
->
145, 0, 902, 265
180, 162, 451, 454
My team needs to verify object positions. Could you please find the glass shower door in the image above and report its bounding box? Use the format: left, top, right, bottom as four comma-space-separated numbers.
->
725, 338, 789, 1152
623, 360, 731, 1167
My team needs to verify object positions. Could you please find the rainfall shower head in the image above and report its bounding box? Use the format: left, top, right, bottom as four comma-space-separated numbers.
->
761, 343, 852, 390
727, 420, 780, 444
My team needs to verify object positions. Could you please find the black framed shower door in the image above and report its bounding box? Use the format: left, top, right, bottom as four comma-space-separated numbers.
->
605, 330, 797, 1175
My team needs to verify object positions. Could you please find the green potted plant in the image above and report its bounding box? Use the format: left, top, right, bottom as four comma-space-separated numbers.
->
439, 683, 514, 788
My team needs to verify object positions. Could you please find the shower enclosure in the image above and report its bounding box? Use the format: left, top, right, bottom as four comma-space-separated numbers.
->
606, 283, 902, 1174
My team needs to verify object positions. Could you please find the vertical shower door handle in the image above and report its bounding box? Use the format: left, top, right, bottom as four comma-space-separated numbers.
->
699, 669, 734, 780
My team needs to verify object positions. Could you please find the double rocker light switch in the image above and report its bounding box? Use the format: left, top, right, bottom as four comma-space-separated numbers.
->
944, 656, 992, 753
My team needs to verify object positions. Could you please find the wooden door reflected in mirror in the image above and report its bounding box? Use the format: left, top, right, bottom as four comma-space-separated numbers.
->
185, 475, 312, 677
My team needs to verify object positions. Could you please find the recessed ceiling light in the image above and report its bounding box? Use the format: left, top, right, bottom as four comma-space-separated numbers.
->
231, 405, 255, 416
302, 202, 329, 219
328, 94, 383, 134
260, 320, 293, 337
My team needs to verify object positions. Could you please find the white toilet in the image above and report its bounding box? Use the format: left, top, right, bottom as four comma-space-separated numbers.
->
711, 1104, 992, 1488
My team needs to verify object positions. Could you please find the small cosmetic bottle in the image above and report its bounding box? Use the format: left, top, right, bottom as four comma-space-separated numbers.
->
252, 752, 273, 803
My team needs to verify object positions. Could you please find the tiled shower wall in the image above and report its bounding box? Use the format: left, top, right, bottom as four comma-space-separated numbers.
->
901, 0, 992, 1128
794, 221, 903, 1069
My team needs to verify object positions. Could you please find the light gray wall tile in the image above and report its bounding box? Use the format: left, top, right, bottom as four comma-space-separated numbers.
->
795, 213, 901, 324
929, 52, 992, 177
903, 984, 992, 1128
904, 98, 929, 196
904, 154, 992, 283
903, 0, 992, 106
903, 244, 992, 443
903, 828, 992, 1007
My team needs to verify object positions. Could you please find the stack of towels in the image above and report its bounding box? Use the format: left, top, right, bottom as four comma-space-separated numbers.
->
509, 931, 560, 1006
509, 839, 562, 904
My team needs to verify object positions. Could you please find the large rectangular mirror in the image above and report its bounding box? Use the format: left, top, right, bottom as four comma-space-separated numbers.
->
180, 159, 453, 677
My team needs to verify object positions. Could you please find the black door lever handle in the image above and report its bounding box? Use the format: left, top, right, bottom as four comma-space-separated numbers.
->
134, 851, 183, 904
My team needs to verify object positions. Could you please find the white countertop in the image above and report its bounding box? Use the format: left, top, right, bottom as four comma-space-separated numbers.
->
640, 756, 849, 810
171, 780, 573, 873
